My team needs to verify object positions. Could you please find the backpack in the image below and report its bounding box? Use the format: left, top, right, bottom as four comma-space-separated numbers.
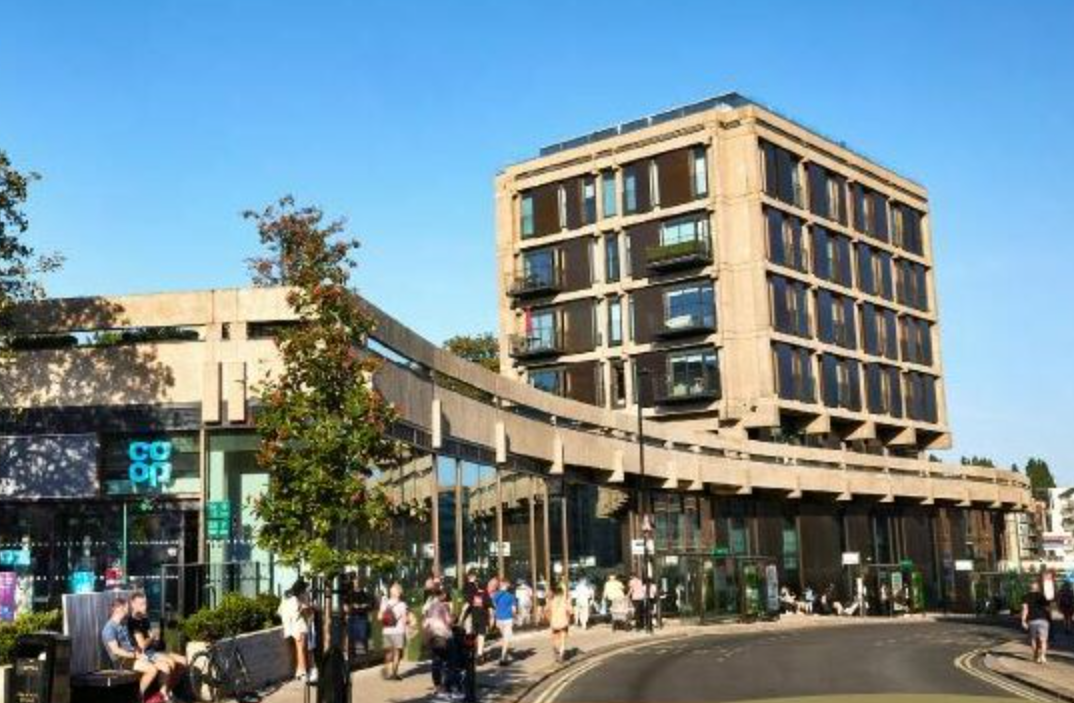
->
381, 602, 398, 627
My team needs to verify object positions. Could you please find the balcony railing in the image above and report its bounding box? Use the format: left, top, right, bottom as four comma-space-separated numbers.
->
509, 332, 564, 359
654, 373, 721, 405
654, 312, 716, 340
646, 238, 712, 272
507, 270, 562, 299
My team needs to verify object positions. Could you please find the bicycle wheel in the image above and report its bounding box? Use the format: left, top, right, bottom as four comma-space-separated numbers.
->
230, 649, 254, 698
189, 650, 224, 702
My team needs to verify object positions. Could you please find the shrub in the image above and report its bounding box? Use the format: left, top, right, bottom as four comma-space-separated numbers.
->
180, 593, 280, 643
0, 610, 63, 667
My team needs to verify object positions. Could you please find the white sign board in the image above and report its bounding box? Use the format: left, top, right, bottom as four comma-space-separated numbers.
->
842, 551, 861, 566
954, 559, 974, 572
631, 539, 655, 556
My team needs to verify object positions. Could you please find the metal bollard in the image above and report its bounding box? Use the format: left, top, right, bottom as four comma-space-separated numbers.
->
464, 633, 478, 703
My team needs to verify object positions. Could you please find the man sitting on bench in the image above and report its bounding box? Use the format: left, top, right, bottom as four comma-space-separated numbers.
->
101, 595, 165, 701
129, 591, 186, 693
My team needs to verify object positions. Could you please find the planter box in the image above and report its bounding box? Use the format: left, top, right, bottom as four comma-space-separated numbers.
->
187, 625, 292, 698
0, 664, 10, 703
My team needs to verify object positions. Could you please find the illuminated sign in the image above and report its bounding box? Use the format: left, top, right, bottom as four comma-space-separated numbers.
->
128, 440, 173, 489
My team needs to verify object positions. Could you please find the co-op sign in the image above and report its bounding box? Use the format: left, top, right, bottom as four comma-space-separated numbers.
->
128, 440, 174, 489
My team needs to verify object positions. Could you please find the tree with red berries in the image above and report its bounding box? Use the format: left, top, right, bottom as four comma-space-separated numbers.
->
247, 196, 402, 579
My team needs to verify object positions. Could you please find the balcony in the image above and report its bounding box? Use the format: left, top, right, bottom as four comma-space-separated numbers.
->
509, 332, 564, 360
646, 238, 712, 272
507, 270, 562, 299
654, 312, 716, 340
654, 374, 721, 405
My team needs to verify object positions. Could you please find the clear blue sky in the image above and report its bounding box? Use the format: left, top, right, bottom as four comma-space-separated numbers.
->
2, 1, 1071, 480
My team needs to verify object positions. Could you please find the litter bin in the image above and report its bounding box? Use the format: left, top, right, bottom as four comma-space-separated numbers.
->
13, 631, 71, 703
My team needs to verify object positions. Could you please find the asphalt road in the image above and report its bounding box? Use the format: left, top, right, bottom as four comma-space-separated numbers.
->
532, 620, 1024, 703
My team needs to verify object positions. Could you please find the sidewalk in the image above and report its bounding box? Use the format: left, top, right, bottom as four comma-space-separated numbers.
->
985, 630, 1074, 701
261, 614, 919, 703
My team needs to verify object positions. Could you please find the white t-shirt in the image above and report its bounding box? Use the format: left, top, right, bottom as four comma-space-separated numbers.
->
380, 598, 408, 636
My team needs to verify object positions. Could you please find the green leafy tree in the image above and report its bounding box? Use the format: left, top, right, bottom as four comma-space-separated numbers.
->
247, 196, 402, 578
960, 455, 996, 468
0, 150, 62, 355
444, 332, 500, 372
1025, 457, 1056, 495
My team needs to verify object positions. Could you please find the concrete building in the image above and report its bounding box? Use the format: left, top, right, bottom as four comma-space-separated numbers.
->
0, 287, 1029, 619
496, 93, 947, 457
1042, 488, 1074, 567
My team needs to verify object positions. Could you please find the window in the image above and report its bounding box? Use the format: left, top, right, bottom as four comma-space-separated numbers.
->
900, 316, 933, 365
816, 290, 857, 349
664, 283, 715, 331
892, 203, 925, 255
529, 367, 564, 396
692, 147, 709, 197
660, 216, 709, 247
770, 276, 811, 338
520, 195, 535, 237
774, 343, 815, 402
861, 304, 899, 360
760, 140, 802, 207
582, 177, 597, 225
765, 207, 807, 272
812, 227, 853, 287
601, 170, 617, 218
821, 354, 862, 411
608, 297, 623, 346
865, 364, 903, 417
851, 183, 889, 241
857, 244, 893, 300
896, 259, 929, 311
605, 234, 620, 283
623, 169, 638, 214
610, 359, 627, 408
666, 348, 720, 398
524, 309, 557, 350
521, 248, 556, 287
904, 372, 938, 423
807, 163, 847, 224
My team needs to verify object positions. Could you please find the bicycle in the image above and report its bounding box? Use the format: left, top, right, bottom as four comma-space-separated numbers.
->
188, 631, 259, 702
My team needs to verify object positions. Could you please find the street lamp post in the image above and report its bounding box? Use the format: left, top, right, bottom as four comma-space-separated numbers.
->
636, 367, 653, 635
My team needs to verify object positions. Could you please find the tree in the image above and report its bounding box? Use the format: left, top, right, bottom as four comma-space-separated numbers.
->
960, 456, 995, 468
444, 332, 500, 373
1025, 457, 1056, 495
0, 150, 61, 354
248, 196, 403, 579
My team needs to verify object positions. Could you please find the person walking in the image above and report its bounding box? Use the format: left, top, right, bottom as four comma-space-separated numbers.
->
628, 574, 646, 631
603, 574, 626, 614
548, 583, 573, 663
573, 578, 593, 630
423, 585, 455, 699
515, 580, 533, 627
492, 580, 518, 665
1058, 581, 1074, 634
278, 579, 317, 683
379, 582, 408, 680
1022, 580, 1052, 664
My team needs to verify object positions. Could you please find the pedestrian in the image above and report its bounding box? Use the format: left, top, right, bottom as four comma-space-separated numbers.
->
628, 574, 646, 631
1022, 580, 1052, 664
603, 573, 626, 615
535, 580, 548, 625
1058, 581, 1074, 634
460, 578, 491, 662
348, 576, 375, 659
379, 582, 408, 680
573, 578, 593, 630
803, 586, 815, 615
548, 583, 573, 663
422, 585, 455, 699
493, 580, 518, 665
278, 579, 318, 683
515, 579, 533, 627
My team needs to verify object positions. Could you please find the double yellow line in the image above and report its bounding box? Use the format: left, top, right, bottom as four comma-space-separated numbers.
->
952, 645, 1051, 702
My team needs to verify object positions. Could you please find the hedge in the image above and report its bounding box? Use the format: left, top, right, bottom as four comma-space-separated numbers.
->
180, 593, 280, 643
0, 610, 63, 667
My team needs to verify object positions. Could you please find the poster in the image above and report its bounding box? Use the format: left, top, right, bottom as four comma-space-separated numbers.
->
0, 572, 17, 621
70, 571, 96, 594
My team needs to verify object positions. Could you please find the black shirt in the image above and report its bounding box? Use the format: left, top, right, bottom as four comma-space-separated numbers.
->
127, 613, 152, 648
1025, 592, 1051, 622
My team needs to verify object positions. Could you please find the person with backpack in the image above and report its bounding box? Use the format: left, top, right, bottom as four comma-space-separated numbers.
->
422, 585, 456, 699
379, 582, 408, 680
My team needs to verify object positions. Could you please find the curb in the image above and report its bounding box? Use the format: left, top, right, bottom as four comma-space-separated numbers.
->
983, 649, 1074, 703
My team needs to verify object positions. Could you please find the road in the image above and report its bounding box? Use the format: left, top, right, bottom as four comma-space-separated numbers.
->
528, 620, 1029, 703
